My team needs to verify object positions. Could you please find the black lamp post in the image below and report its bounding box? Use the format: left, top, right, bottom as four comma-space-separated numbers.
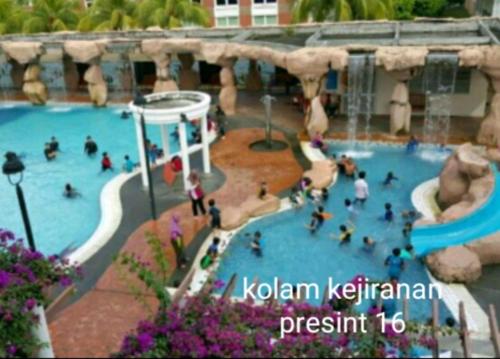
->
133, 92, 157, 220
2, 152, 36, 251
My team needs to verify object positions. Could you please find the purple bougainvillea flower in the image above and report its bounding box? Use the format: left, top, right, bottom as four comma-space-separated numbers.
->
25, 298, 37, 311
137, 332, 154, 352
59, 276, 73, 287
0, 271, 10, 288
213, 279, 225, 290
6, 345, 17, 355
0, 229, 15, 241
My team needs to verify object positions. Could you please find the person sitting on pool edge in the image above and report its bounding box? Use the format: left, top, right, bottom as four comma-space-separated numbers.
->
122, 155, 138, 173
44, 143, 57, 161
101, 152, 113, 172
250, 231, 263, 257
63, 183, 81, 199
84, 136, 98, 157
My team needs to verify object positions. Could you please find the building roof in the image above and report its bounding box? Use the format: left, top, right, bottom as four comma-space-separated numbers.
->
0, 17, 499, 53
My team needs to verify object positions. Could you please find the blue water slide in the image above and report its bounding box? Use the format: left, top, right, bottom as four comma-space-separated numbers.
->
411, 167, 500, 257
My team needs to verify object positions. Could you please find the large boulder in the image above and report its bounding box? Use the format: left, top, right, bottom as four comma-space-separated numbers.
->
466, 232, 500, 265
302, 160, 337, 189
375, 46, 428, 72
426, 246, 482, 283
389, 82, 412, 134
221, 207, 249, 231
477, 94, 500, 146
84, 65, 107, 106
438, 143, 490, 209
22, 64, 48, 105
241, 195, 281, 217
307, 95, 329, 137
153, 80, 178, 93
63, 40, 107, 64
1, 41, 44, 64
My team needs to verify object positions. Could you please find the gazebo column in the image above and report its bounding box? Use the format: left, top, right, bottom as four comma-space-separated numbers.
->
201, 114, 211, 174
160, 124, 170, 159
179, 121, 191, 190
219, 59, 237, 115
135, 119, 149, 188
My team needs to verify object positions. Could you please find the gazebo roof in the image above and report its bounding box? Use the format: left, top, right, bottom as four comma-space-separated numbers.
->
0, 17, 499, 53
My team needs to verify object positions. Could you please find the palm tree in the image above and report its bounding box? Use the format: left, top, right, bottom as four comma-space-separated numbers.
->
0, 0, 26, 35
22, 0, 81, 33
78, 0, 137, 32
135, 0, 210, 29
292, 0, 395, 23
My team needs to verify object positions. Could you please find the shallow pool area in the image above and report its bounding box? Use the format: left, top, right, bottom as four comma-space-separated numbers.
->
0, 104, 185, 256
215, 142, 452, 321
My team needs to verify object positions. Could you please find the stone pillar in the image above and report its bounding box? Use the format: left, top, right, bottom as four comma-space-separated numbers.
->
219, 59, 237, 115
83, 61, 108, 107
245, 60, 263, 91
307, 93, 329, 137
152, 53, 178, 93
22, 63, 48, 105
388, 69, 415, 135
476, 48, 500, 146
178, 53, 200, 90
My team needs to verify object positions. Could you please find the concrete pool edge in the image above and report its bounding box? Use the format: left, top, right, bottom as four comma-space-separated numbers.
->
67, 129, 218, 265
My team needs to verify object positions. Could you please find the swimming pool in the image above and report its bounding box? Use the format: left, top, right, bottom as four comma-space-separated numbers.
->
215, 142, 451, 321
0, 104, 185, 255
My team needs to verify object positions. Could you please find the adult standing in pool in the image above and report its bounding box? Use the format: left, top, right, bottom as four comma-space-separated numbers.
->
187, 170, 206, 216
353, 171, 369, 206
50, 136, 60, 152
84, 136, 98, 157
44, 143, 57, 161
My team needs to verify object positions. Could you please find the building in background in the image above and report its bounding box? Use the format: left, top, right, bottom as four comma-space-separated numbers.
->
473, 0, 500, 16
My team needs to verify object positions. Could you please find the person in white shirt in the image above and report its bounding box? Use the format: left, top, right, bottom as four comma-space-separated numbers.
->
354, 171, 369, 206
187, 171, 206, 216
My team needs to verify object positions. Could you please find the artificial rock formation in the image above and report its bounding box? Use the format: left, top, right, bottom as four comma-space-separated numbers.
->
245, 60, 263, 91
437, 143, 491, 210
64, 41, 108, 106
303, 159, 337, 190
376, 47, 428, 135
221, 194, 281, 230
219, 60, 237, 115
307, 94, 329, 137
426, 246, 482, 283
1, 41, 48, 105
141, 40, 178, 93
178, 53, 200, 90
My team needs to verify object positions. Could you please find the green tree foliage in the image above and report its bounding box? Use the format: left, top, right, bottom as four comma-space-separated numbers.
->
78, 0, 137, 32
0, 0, 26, 35
135, 0, 210, 29
412, 0, 447, 17
394, 0, 415, 20
22, 0, 81, 33
292, 0, 395, 22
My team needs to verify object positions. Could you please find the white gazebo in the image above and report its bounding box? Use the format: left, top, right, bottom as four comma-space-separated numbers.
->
128, 91, 212, 190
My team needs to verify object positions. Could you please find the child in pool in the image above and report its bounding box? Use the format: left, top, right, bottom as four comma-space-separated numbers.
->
250, 231, 263, 257
383, 172, 399, 187
362, 236, 376, 252
307, 206, 326, 234
331, 221, 355, 244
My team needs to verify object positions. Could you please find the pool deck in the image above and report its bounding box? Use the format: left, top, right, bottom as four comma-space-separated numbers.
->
48, 124, 305, 358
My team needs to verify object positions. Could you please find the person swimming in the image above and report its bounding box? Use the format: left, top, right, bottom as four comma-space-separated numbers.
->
383, 172, 399, 187
49, 136, 59, 152
63, 183, 81, 198
331, 221, 355, 244
101, 152, 113, 172
382, 203, 394, 223
120, 111, 130, 119
84, 136, 98, 157
44, 143, 56, 161
250, 231, 263, 257
406, 135, 419, 153
385, 248, 405, 280
122, 155, 136, 173
308, 206, 326, 234
362, 236, 376, 252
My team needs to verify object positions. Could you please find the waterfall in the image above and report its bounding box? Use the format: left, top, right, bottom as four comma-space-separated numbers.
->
346, 53, 375, 147
422, 53, 458, 146
40, 61, 66, 102
0, 61, 14, 102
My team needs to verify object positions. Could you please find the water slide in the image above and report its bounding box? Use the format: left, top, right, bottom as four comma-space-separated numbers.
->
411, 167, 500, 257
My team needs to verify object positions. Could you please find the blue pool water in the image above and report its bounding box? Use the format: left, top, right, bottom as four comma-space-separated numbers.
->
0, 104, 184, 255
215, 143, 452, 321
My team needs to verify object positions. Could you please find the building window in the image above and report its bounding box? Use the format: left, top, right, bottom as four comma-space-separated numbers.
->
216, 0, 238, 6
216, 16, 239, 27
254, 0, 277, 3
253, 15, 278, 26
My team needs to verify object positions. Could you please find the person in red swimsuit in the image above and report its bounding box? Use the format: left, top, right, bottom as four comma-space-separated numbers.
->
101, 152, 113, 172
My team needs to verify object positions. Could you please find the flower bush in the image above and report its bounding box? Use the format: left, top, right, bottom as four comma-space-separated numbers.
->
0, 229, 82, 358
115, 290, 449, 358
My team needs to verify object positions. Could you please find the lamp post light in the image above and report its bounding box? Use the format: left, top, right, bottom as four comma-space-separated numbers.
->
2, 151, 54, 358
2, 152, 35, 251
133, 92, 157, 220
